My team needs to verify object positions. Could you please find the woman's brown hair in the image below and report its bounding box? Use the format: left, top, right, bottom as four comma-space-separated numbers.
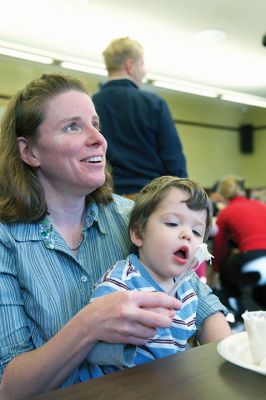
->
0, 73, 113, 223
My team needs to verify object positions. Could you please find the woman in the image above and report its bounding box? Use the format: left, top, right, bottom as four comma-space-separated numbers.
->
0, 73, 180, 399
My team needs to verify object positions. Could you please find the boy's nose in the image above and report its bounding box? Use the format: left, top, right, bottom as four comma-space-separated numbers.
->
179, 229, 191, 240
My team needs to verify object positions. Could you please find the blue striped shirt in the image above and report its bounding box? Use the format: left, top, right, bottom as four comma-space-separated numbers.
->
0, 195, 133, 387
85, 254, 227, 379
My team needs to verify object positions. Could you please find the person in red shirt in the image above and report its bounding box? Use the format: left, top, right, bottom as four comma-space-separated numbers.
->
212, 175, 266, 319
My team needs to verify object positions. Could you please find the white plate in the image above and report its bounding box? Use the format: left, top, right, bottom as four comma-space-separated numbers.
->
217, 331, 266, 376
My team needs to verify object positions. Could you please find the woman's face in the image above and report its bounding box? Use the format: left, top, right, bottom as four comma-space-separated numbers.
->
30, 90, 107, 197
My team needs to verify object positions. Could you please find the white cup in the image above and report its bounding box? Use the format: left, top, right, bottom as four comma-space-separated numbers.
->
242, 310, 266, 366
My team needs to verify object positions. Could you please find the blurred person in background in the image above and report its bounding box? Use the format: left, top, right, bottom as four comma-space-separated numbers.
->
250, 187, 266, 204
210, 175, 266, 320
92, 37, 187, 200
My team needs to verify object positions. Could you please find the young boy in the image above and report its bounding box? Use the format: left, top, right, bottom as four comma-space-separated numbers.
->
84, 176, 231, 379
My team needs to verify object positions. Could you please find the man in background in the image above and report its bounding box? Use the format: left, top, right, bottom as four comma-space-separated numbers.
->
92, 37, 187, 199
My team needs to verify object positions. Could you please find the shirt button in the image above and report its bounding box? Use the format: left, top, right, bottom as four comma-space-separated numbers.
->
81, 275, 88, 282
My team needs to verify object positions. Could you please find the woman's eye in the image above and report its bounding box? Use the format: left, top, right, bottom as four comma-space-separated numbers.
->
93, 121, 101, 131
64, 122, 79, 133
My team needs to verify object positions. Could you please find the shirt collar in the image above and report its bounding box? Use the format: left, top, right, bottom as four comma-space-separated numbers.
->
85, 202, 106, 234
103, 78, 139, 90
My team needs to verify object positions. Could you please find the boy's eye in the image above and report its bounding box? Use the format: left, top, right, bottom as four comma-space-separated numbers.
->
165, 222, 178, 227
193, 230, 202, 237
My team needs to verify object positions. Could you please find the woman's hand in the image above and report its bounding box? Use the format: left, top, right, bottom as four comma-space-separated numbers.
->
81, 291, 181, 345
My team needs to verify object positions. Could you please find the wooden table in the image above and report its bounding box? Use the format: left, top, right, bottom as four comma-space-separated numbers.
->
35, 342, 266, 400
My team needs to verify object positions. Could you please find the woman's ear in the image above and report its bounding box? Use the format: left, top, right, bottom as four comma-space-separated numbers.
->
17, 137, 40, 167
130, 227, 143, 248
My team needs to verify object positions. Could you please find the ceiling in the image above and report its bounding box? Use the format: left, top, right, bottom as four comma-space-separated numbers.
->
1, 0, 266, 99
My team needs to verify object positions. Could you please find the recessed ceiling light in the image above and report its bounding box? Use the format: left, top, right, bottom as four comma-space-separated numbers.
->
194, 29, 227, 43
0, 46, 54, 64
60, 61, 107, 76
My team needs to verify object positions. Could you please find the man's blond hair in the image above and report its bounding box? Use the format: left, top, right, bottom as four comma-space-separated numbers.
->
103, 37, 143, 73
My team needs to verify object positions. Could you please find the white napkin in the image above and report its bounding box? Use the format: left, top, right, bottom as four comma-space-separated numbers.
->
242, 310, 266, 366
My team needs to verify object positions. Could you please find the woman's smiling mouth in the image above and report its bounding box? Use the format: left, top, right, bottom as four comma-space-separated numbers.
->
81, 156, 102, 163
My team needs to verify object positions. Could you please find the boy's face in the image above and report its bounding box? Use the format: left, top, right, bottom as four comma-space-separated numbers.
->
131, 188, 207, 288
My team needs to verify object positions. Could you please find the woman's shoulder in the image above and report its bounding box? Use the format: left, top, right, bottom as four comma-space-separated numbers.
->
0, 220, 39, 234
112, 194, 135, 208
99, 194, 134, 217
0, 221, 40, 246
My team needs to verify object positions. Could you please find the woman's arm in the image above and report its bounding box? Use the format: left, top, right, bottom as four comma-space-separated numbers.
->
196, 312, 231, 344
1, 291, 179, 400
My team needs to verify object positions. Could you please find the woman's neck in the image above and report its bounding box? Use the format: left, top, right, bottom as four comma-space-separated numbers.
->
47, 201, 86, 254
48, 202, 85, 230
44, 189, 87, 252
36, 159, 90, 253
43, 182, 86, 226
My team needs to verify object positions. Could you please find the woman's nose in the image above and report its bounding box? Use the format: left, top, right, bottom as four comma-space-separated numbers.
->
86, 126, 106, 147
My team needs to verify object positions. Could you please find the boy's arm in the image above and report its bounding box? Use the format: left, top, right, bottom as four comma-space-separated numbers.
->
189, 272, 231, 344
87, 342, 136, 367
189, 272, 228, 328
196, 312, 231, 344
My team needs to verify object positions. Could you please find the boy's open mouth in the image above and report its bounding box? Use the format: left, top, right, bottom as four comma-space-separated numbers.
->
173, 246, 188, 260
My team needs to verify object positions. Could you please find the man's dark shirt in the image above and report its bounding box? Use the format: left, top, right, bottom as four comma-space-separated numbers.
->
93, 79, 187, 194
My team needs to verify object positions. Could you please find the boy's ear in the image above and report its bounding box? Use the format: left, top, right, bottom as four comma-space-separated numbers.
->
17, 137, 40, 168
130, 227, 143, 248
